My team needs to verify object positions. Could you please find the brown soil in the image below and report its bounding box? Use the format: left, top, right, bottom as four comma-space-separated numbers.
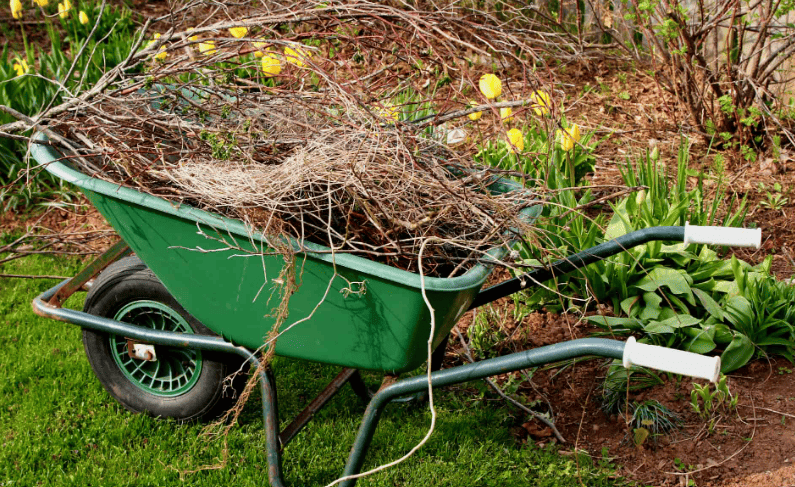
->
451, 311, 795, 487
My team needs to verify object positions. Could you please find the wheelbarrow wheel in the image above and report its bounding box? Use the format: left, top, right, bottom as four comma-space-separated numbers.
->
82, 255, 246, 422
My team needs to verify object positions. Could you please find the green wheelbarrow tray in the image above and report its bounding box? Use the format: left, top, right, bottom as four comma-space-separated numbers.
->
30, 133, 542, 373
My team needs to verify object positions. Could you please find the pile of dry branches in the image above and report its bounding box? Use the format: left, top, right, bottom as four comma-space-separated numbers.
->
38, 0, 567, 276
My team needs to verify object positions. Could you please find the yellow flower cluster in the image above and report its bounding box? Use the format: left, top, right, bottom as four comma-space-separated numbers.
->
198, 40, 217, 56
284, 45, 313, 67
376, 102, 399, 121
179, 26, 322, 80
476, 74, 532, 153
57, 0, 71, 19
12, 58, 29, 77
252, 41, 267, 58
145, 33, 168, 61
472, 74, 580, 154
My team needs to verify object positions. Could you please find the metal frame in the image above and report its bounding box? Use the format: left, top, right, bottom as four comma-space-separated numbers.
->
31, 227, 687, 486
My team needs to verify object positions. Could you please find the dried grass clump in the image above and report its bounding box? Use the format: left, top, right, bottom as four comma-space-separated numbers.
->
63, 89, 538, 276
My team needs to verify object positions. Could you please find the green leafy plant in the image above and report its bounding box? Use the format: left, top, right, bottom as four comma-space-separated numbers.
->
475, 117, 597, 189
468, 305, 509, 359
758, 182, 789, 211
690, 375, 738, 434
630, 400, 682, 439
0, 0, 138, 209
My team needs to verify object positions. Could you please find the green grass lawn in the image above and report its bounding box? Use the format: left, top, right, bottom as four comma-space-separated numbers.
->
0, 251, 624, 486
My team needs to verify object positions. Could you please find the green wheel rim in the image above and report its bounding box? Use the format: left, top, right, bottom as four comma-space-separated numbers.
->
110, 300, 202, 397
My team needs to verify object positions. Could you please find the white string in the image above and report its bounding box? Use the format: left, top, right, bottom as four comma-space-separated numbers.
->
323, 237, 438, 487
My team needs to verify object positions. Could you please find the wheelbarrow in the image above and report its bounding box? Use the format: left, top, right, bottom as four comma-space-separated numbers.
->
29, 134, 762, 486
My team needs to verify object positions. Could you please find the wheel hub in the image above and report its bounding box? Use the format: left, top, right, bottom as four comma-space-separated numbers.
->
110, 300, 202, 397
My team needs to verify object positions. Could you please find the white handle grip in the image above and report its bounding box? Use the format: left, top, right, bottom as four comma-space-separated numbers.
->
623, 337, 721, 383
684, 222, 761, 249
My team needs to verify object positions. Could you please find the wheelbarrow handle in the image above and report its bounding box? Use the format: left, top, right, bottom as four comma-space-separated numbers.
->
471, 224, 762, 309
623, 336, 720, 382
684, 221, 761, 248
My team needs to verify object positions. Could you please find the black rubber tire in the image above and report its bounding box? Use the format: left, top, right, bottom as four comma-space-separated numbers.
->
82, 255, 246, 422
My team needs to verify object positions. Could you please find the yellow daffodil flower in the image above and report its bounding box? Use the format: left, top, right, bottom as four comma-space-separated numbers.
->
186, 27, 198, 42
12, 59, 29, 77
33, 0, 47, 7
376, 102, 399, 121
146, 33, 161, 49
57, 0, 70, 18
467, 101, 482, 121
10, 0, 22, 19
229, 26, 247, 39
252, 40, 267, 58
79, 10, 88, 24
260, 53, 281, 77
558, 124, 581, 152
530, 90, 551, 117
500, 106, 513, 123
284, 45, 312, 67
199, 40, 217, 56
507, 128, 524, 153
478, 74, 502, 100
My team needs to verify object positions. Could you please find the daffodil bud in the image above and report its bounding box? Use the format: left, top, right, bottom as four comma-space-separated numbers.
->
260, 53, 282, 77
199, 41, 217, 56
57, 0, 71, 18
11, 0, 23, 19
507, 128, 524, 153
467, 101, 482, 121
650, 146, 660, 162
530, 91, 551, 117
12, 59, 29, 77
229, 27, 247, 39
284, 45, 312, 67
478, 74, 502, 99
636, 189, 646, 205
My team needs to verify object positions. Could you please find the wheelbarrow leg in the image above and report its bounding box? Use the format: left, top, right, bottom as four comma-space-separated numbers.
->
278, 368, 360, 449
258, 361, 286, 487
46, 239, 131, 307
337, 338, 626, 487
